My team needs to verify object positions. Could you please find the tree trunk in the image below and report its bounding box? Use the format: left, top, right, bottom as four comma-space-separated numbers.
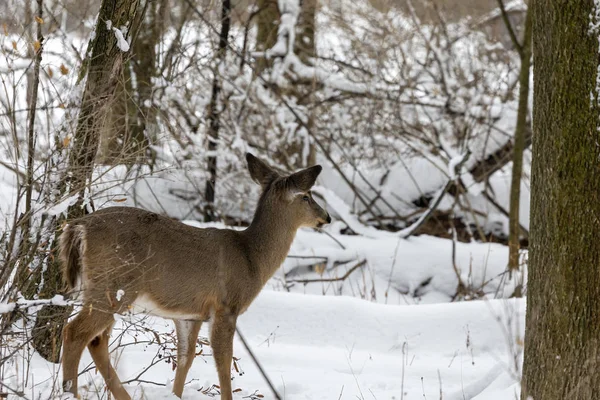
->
292, 0, 317, 168
204, 0, 231, 222
129, 0, 165, 162
99, 0, 164, 164
507, 6, 532, 277
521, 0, 600, 398
31, 0, 146, 362
67, 0, 145, 208
294, 0, 316, 63
276, 0, 318, 169
255, 0, 279, 74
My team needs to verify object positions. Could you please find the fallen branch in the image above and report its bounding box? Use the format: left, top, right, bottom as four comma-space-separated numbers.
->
395, 151, 471, 239
286, 259, 366, 284
314, 152, 470, 241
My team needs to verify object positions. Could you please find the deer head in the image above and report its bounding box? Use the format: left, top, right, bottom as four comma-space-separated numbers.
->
246, 153, 331, 228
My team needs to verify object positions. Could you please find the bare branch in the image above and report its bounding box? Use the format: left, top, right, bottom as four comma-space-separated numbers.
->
496, 0, 524, 56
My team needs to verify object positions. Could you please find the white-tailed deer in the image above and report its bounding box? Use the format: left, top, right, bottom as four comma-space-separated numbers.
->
59, 153, 330, 400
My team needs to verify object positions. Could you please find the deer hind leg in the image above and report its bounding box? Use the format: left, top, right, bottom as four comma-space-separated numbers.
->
172, 319, 202, 398
210, 310, 237, 400
62, 307, 114, 397
87, 322, 131, 400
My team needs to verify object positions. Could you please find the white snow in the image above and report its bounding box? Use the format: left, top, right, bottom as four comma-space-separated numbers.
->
0, 302, 15, 314
44, 193, 79, 216
112, 26, 130, 52
5, 291, 524, 400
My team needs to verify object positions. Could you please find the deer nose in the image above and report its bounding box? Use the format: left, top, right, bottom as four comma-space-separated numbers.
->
326, 214, 331, 224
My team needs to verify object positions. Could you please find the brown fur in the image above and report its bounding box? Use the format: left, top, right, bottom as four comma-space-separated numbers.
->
59, 223, 84, 290
59, 153, 330, 400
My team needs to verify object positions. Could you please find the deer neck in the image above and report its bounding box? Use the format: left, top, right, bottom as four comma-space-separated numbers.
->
243, 205, 298, 284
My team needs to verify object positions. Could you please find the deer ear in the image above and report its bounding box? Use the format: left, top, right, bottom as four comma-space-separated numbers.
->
246, 153, 279, 189
287, 165, 322, 192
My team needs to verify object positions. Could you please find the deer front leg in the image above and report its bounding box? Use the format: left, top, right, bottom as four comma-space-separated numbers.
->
211, 310, 237, 400
172, 319, 202, 398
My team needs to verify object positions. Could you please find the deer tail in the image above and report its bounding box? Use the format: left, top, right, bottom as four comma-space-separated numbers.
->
59, 223, 86, 290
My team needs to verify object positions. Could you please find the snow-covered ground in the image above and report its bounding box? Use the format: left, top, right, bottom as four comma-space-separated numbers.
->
0, 155, 527, 399
2, 217, 525, 399
6, 290, 524, 400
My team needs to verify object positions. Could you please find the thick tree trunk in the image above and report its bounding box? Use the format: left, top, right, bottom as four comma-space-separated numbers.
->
31, 0, 146, 362
99, 0, 163, 164
129, 0, 164, 161
507, 6, 532, 276
521, 0, 600, 398
67, 0, 145, 207
204, 0, 231, 222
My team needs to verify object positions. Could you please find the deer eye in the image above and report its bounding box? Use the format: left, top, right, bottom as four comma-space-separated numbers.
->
302, 195, 310, 202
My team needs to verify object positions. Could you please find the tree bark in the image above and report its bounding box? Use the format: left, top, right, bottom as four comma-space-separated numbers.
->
204, 0, 231, 222
255, 0, 279, 74
67, 0, 145, 209
507, 6, 532, 276
521, 0, 600, 398
275, 0, 318, 169
99, 0, 163, 164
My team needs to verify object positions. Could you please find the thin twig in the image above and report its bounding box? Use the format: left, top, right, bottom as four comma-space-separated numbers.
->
314, 227, 346, 249
22, 0, 44, 247
496, 0, 523, 56
235, 327, 282, 400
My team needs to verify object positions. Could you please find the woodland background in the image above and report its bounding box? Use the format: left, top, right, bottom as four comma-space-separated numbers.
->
0, 0, 541, 398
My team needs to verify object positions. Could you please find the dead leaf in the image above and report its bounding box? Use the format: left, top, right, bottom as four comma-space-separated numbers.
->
35, 16, 44, 24
11, 40, 17, 51
314, 262, 326, 275
59, 64, 69, 75
62, 136, 71, 147
47, 66, 53, 78
113, 198, 127, 203
3, 23, 8, 36
33, 40, 41, 52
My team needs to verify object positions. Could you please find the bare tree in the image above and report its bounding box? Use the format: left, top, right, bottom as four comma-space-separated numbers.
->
204, 0, 232, 222
521, 0, 600, 398
29, 0, 147, 362
497, 0, 531, 280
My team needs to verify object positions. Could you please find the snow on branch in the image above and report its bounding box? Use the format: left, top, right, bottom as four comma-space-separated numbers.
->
314, 151, 471, 240
256, 0, 406, 97
106, 20, 130, 52
0, 295, 75, 314
265, 0, 300, 61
